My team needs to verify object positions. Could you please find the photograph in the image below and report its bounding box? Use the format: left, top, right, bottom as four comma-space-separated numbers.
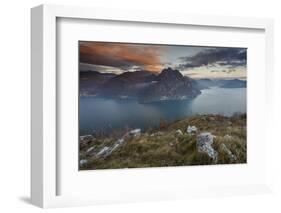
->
78, 41, 247, 170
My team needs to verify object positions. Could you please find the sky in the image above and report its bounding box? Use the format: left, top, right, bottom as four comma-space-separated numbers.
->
79, 41, 247, 79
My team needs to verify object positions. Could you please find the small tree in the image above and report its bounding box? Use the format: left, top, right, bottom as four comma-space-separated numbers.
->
159, 118, 167, 129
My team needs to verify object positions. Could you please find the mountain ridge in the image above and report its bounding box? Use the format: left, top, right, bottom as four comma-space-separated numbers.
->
80, 68, 246, 102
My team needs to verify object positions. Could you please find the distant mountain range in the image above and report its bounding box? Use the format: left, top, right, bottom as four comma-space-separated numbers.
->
80, 68, 246, 103
219, 79, 247, 88
196, 78, 246, 89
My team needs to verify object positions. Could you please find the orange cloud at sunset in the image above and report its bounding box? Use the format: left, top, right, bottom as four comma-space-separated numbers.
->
80, 42, 164, 73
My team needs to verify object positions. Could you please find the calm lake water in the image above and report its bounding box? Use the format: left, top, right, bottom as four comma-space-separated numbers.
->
79, 87, 246, 135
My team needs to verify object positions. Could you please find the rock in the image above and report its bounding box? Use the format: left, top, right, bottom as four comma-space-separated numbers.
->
95, 138, 125, 158
175, 129, 183, 136
80, 135, 94, 148
79, 159, 88, 166
96, 146, 110, 157
139, 68, 201, 103
151, 131, 164, 137
220, 143, 237, 161
187, 125, 197, 134
105, 139, 123, 156
116, 138, 124, 145
106, 144, 120, 156
196, 132, 218, 161
155, 132, 163, 136
80, 135, 93, 142
129, 129, 141, 137
86, 146, 95, 153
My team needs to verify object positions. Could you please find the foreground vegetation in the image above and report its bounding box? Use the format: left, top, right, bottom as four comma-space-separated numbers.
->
79, 113, 246, 170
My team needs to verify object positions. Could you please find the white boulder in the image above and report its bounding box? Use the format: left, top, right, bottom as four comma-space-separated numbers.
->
86, 146, 95, 153
96, 146, 110, 157
95, 138, 125, 158
175, 129, 183, 136
117, 138, 124, 145
187, 125, 197, 134
106, 144, 120, 156
197, 132, 218, 161
79, 159, 88, 166
129, 129, 141, 137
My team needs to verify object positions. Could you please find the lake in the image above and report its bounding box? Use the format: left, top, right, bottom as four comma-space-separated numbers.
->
79, 87, 246, 135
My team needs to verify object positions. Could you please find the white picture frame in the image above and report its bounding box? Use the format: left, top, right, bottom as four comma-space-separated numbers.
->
31, 4, 274, 208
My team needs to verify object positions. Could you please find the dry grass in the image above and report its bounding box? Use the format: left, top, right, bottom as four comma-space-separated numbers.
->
80, 113, 246, 170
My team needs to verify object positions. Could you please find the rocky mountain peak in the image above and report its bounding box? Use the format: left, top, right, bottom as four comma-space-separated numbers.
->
158, 67, 184, 82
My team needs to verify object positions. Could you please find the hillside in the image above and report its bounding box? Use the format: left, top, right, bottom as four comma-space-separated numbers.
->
80, 69, 247, 101
79, 113, 246, 170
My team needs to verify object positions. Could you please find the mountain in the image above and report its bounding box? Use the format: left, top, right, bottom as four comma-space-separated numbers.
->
196, 78, 217, 89
195, 78, 247, 89
220, 79, 246, 88
98, 71, 158, 98
80, 68, 201, 103
80, 71, 117, 95
139, 68, 201, 103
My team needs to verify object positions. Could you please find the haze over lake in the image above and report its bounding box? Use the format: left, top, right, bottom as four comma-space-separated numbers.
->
79, 87, 246, 135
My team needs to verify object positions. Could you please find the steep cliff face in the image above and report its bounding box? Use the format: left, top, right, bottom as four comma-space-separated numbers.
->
139, 68, 201, 103
80, 68, 201, 103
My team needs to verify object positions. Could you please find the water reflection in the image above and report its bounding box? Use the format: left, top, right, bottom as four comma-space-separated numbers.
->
79, 87, 246, 135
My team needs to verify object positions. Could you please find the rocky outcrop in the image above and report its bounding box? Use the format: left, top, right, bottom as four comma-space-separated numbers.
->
79, 114, 247, 170
79, 159, 88, 166
80, 129, 140, 161
96, 147, 110, 157
86, 146, 95, 154
94, 139, 124, 158
150, 131, 163, 137
79, 135, 94, 148
128, 129, 141, 137
175, 129, 183, 136
187, 125, 197, 134
196, 132, 218, 161
139, 68, 201, 103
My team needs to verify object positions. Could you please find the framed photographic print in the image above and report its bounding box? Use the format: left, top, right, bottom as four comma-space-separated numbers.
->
31, 4, 274, 208
78, 41, 247, 170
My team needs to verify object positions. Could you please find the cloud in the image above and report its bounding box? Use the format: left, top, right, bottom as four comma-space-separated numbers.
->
177, 48, 247, 70
79, 42, 164, 72
79, 63, 124, 74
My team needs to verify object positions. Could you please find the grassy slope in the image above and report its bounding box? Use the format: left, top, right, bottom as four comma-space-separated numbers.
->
80, 114, 246, 170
